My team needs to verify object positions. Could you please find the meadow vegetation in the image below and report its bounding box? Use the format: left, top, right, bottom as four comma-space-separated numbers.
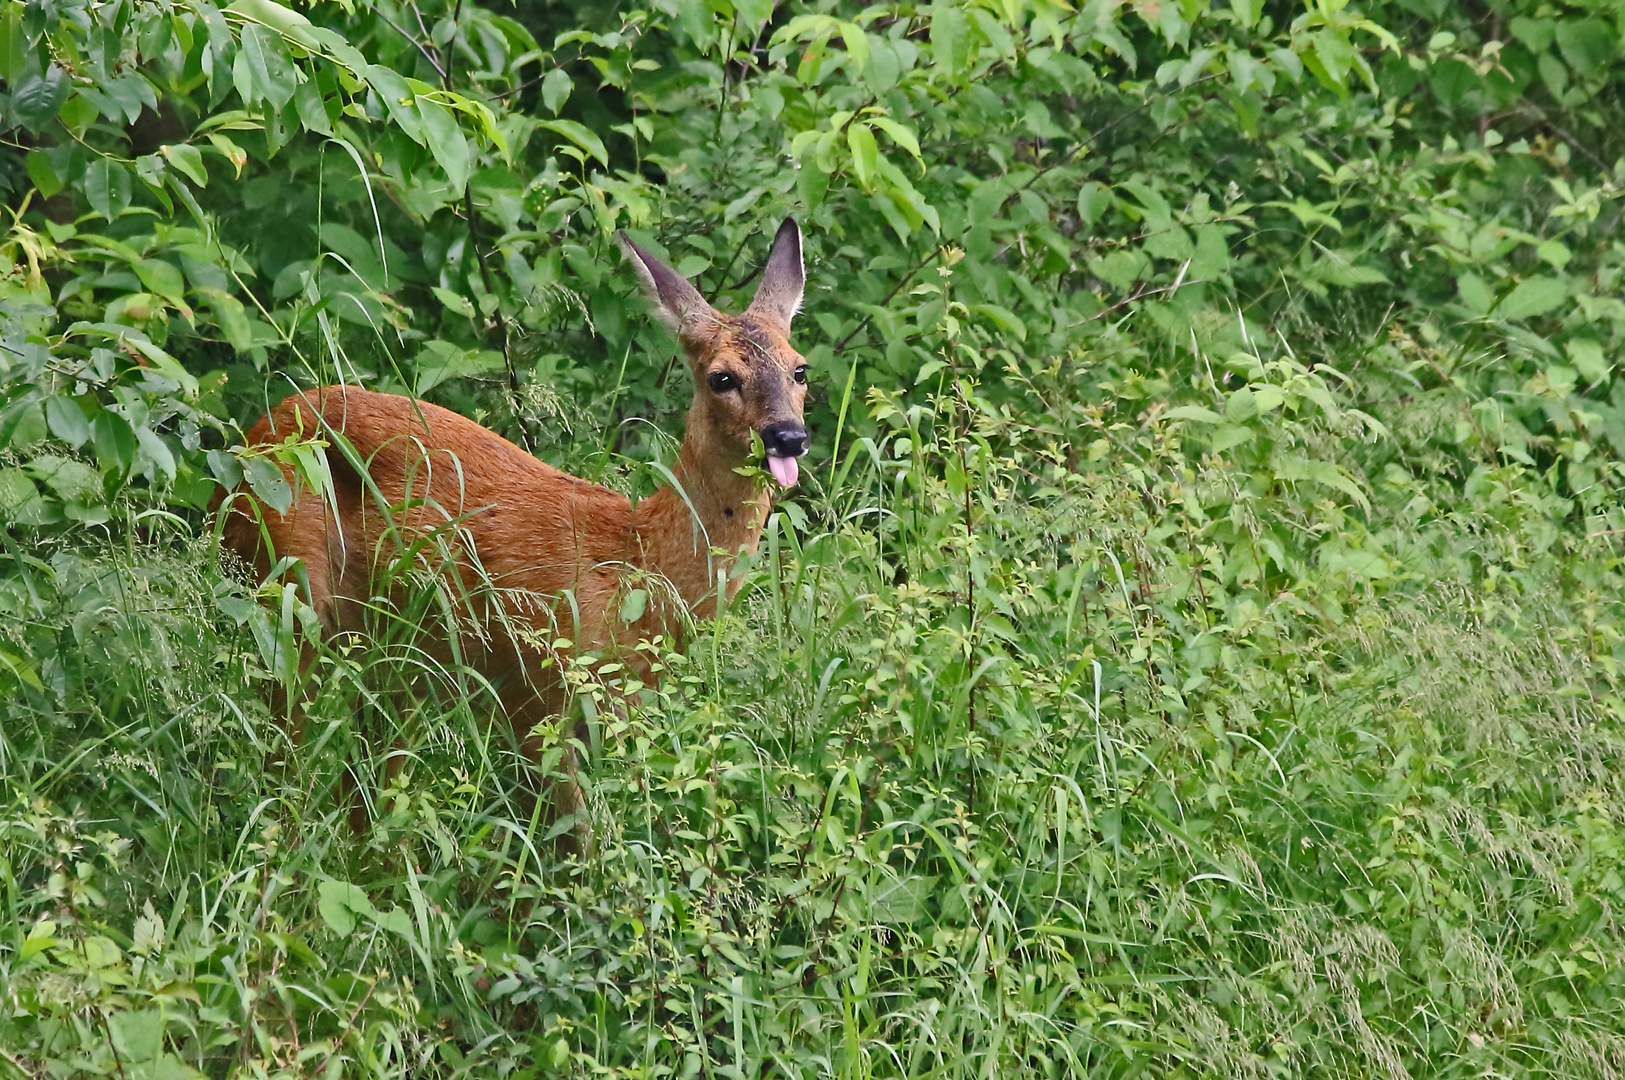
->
3, 0, 1625, 1075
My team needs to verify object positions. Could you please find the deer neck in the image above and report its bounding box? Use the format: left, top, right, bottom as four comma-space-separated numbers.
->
632, 410, 770, 619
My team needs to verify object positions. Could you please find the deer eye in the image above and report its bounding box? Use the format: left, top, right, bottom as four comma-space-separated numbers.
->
793, 365, 808, 385
708, 371, 741, 393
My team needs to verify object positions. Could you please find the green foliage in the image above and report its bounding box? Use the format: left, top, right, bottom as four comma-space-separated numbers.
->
4, 0, 1625, 1075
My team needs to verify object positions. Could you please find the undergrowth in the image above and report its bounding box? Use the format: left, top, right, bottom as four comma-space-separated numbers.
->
5, 333, 1625, 1079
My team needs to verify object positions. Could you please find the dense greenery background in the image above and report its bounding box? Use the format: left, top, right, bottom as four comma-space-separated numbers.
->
4, 0, 1625, 1075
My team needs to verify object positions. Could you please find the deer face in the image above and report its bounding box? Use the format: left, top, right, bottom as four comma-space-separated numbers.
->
622, 218, 810, 488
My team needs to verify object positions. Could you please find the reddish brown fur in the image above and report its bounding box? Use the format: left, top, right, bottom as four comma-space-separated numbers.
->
216, 221, 810, 844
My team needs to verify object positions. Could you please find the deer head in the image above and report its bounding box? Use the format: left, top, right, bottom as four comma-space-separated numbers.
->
620, 218, 810, 487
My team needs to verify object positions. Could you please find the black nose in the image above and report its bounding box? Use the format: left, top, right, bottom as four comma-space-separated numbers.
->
761, 421, 809, 457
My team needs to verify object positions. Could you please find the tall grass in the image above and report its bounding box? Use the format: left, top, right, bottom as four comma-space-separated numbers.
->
4, 350, 1625, 1079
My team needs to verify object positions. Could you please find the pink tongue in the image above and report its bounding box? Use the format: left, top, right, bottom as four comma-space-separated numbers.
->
767, 454, 800, 488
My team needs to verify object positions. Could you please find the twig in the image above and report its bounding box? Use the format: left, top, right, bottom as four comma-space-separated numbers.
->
376, 11, 447, 84
833, 250, 935, 354
1013, 72, 1224, 202
491, 71, 547, 101
710, 225, 760, 295
831, 76, 1229, 362
1066, 275, 1205, 328
461, 189, 531, 452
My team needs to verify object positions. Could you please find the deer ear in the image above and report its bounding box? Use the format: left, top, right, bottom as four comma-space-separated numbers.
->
621, 232, 716, 336
746, 218, 804, 330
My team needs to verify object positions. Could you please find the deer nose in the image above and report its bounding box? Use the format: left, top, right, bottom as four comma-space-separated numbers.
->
761, 421, 809, 457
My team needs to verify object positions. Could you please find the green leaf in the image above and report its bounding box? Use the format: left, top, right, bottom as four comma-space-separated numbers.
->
0, 643, 44, 688
242, 455, 292, 513
1456, 272, 1493, 316
0, 7, 24, 83
45, 397, 90, 447
619, 588, 648, 624
734, 0, 773, 30
1090, 249, 1150, 291
676, 0, 712, 47
864, 35, 901, 92
848, 123, 878, 188
207, 449, 244, 489
413, 341, 503, 394
208, 132, 249, 177
317, 879, 375, 938
109, 1011, 164, 1063
0, 468, 44, 524
969, 303, 1025, 341
838, 20, 869, 72
541, 67, 572, 114
1495, 276, 1567, 321
1555, 18, 1613, 81
293, 79, 333, 136
91, 413, 137, 476
1567, 338, 1609, 383
1321, 546, 1391, 580
539, 118, 608, 167
84, 158, 133, 221
25, 149, 61, 198
160, 143, 208, 186
235, 23, 298, 112
1165, 405, 1224, 424
30, 454, 102, 505
868, 117, 922, 164
135, 426, 176, 482
431, 288, 476, 319
930, 2, 966, 76
418, 96, 470, 191
1312, 246, 1388, 287
370, 906, 415, 939
1509, 16, 1555, 53
1226, 386, 1258, 423
1536, 239, 1571, 270
134, 259, 187, 306
1276, 456, 1370, 512
869, 874, 936, 923
122, 335, 199, 392
1539, 52, 1569, 99
226, 0, 312, 34
9, 63, 69, 132
1077, 181, 1112, 229
366, 65, 425, 144
5, 402, 47, 449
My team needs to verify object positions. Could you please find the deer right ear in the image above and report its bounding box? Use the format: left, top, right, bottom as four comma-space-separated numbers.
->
745, 217, 804, 331
621, 232, 714, 336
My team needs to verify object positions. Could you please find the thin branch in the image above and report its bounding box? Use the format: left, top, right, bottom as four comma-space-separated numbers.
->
833, 250, 936, 355
492, 71, 547, 101
830, 75, 1230, 362
1015, 72, 1225, 201
376, 11, 447, 84
462, 191, 530, 450
710, 225, 760, 295
1066, 274, 1206, 328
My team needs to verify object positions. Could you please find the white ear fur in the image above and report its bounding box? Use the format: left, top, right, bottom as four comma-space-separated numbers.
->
746, 218, 804, 330
620, 232, 715, 335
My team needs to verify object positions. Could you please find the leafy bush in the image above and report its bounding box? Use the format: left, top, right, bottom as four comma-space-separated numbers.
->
4, 0, 1625, 1075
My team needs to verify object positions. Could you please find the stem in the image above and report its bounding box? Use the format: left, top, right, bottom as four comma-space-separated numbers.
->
461, 187, 531, 451
833, 249, 934, 354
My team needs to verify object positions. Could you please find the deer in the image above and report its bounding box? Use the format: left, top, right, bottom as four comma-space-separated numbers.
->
215, 218, 811, 850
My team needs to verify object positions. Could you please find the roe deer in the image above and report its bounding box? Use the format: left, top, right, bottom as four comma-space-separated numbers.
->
216, 218, 810, 847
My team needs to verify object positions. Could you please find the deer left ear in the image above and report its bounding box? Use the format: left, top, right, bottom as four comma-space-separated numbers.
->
746, 218, 804, 331
621, 231, 718, 338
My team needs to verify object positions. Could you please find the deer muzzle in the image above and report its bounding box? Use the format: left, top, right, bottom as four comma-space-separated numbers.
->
760, 421, 809, 488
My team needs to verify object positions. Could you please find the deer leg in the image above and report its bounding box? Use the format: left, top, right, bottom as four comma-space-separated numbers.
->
336, 690, 416, 835
504, 687, 592, 856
